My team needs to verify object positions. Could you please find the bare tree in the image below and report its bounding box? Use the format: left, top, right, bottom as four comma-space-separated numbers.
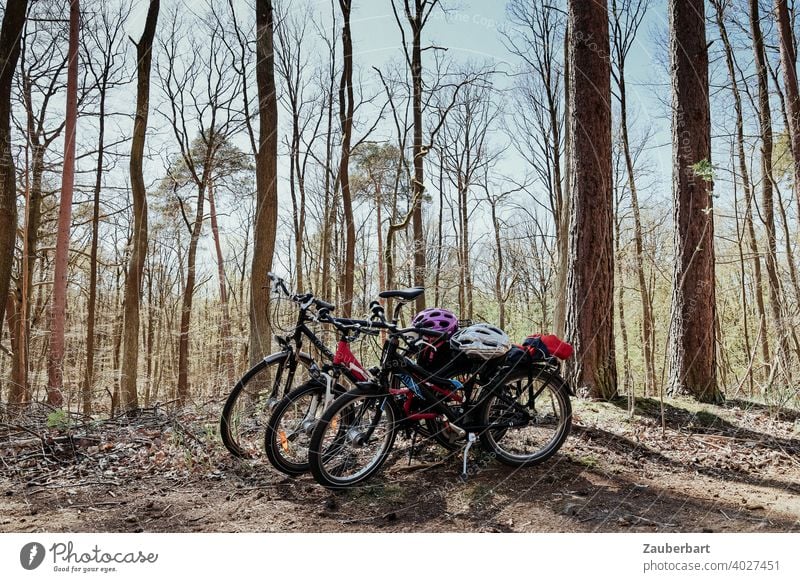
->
391, 0, 445, 310
46, 0, 80, 406
504, 0, 568, 335
749, 0, 789, 382
711, 0, 769, 383
249, 0, 279, 364
338, 0, 356, 316
158, 6, 242, 403
120, 0, 159, 414
0, 0, 28, 402
610, 0, 655, 396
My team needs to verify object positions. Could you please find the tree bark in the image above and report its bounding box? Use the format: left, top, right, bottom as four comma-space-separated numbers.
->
84, 76, 105, 416
120, 0, 159, 414
775, 0, 800, 236
177, 182, 206, 404
750, 0, 789, 380
249, 0, 279, 364
565, 0, 618, 400
338, 0, 356, 317
208, 179, 235, 387
666, 0, 720, 403
410, 1, 427, 310
0, 0, 29, 402
46, 0, 80, 406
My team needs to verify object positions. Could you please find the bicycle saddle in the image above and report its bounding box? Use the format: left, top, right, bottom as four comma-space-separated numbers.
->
378, 287, 424, 301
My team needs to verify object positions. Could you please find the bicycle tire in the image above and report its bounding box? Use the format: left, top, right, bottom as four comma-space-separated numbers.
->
220, 351, 316, 458
264, 378, 347, 475
308, 387, 397, 489
478, 367, 571, 467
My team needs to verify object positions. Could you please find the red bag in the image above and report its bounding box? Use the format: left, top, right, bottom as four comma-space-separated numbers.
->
525, 334, 574, 360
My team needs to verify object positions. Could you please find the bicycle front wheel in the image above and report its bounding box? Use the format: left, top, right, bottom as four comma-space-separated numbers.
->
478, 367, 572, 467
220, 351, 316, 458
265, 378, 346, 475
308, 388, 397, 489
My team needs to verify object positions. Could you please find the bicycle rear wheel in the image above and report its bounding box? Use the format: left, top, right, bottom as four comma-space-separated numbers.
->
478, 367, 571, 467
308, 388, 397, 489
220, 351, 316, 458
265, 378, 346, 475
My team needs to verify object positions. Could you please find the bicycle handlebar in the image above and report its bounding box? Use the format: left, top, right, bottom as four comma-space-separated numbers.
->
268, 272, 337, 312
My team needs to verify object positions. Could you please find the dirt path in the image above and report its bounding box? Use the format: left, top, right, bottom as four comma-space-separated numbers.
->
2, 397, 799, 533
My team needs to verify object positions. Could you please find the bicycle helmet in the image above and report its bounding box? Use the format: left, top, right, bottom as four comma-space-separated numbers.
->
411, 308, 459, 335
450, 323, 511, 359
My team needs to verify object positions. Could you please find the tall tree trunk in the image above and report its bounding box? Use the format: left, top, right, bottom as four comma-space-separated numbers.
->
615, 69, 656, 399
555, 16, 571, 339
489, 196, 506, 328
208, 179, 235, 387
0, 0, 31, 403
750, 0, 789, 380
145, 262, 155, 406
666, 0, 720, 403
775, 0, 800, 234
249, 0, 279, 364
410, 1, 427, 310
84, 79, 105, 416
0, 0, 27, 359
120, 0, 159, 414
565, 0, 618, 400
46, 0, 80, 406
458, 183, 473, 319
177, 184, 206, 404
339, 0, 356, 317
615, 213, 632, 396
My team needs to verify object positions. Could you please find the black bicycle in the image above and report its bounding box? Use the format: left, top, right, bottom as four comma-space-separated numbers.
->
307, 288, 573, 489
264, 312, 383, 475
220, 273, 368, 459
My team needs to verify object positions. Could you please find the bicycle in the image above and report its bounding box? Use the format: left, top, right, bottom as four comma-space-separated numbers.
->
264, 311, 381, 475
220, 273, 367, 459
307, 289, 573, 489
265, 291, 463, 476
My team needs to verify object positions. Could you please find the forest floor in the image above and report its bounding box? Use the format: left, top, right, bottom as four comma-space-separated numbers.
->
1, 394, 799, 533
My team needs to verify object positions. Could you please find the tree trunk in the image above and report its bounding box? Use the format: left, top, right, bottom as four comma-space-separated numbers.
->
666, 0, 720, 403
46, 0, 80, 406
750, 0, 789, 380
565, 0, 618, 400
84, 80, 105, 416
120, 0, 159, 414
617, 67, 655, 398
410, 2, 426, 310
0, 0, 27, 354
775, 0, 800, 237
339, 0, 356, 317
489, 196, 506, 328
177, 183, 206, 404
208, 179, 235, 387
555, 16, 571, 339
249, 0, 279, 364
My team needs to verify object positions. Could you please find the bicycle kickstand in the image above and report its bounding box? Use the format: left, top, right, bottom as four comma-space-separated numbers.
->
460, 433, 477, 480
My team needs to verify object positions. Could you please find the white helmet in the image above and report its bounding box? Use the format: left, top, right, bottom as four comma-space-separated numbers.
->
450, 323, 511, 359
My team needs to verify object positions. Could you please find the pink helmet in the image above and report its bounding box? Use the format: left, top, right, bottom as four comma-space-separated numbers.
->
412, 308, 459, 335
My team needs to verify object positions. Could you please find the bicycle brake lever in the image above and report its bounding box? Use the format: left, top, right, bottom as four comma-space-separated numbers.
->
415, 339, 438, 352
